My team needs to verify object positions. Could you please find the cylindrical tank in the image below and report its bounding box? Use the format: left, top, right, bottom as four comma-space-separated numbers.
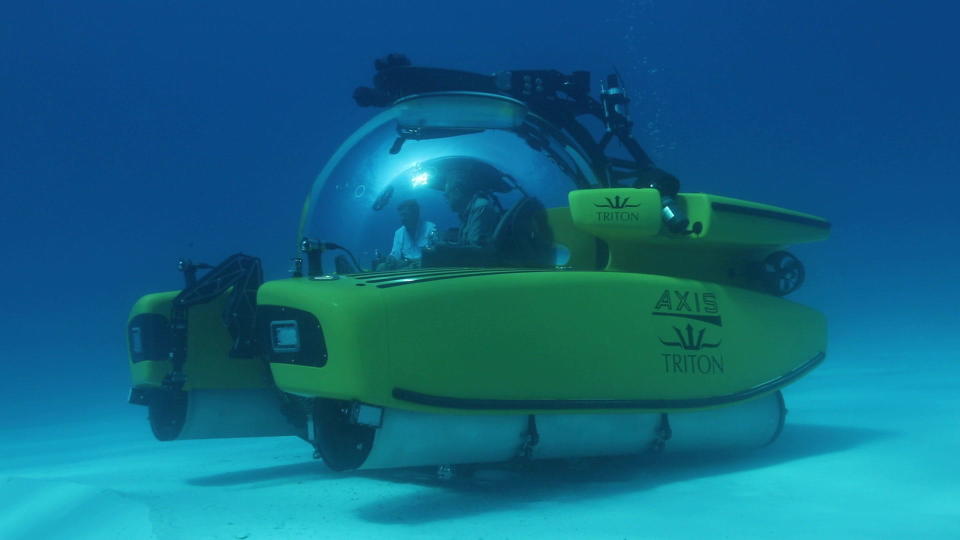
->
311, 392, 786, 470
665, 391, 786, 453
148, 388, 304, 441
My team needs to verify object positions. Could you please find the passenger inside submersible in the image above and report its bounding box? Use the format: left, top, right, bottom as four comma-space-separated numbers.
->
374, 199, 437, 270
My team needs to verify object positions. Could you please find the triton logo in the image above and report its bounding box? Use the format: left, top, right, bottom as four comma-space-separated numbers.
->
659, 324, 721, 351
594, 196, 640, 209
662, 353, 725, 375
653, 290, 725, 375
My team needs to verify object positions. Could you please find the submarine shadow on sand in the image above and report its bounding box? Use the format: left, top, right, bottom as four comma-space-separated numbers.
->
186, 460, 343, 487
353, 423, 888, 524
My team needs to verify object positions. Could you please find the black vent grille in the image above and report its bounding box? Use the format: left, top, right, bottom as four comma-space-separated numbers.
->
348, 268, 549, 289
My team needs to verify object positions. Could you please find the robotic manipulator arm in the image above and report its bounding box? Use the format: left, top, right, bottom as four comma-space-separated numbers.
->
355, 54, 692, 234
597, 72, 690, 234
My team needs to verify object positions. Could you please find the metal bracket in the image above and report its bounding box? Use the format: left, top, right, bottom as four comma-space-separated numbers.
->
650, 413, 673, 453
517, 414, 540, 460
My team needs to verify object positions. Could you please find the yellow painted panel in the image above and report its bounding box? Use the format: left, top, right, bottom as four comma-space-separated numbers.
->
261, 271, 826, 414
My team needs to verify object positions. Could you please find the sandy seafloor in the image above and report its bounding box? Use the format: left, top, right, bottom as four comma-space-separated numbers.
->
2, 346, 958, 540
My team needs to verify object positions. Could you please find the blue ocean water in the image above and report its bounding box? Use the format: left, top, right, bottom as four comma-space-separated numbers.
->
1, 2, 958, 535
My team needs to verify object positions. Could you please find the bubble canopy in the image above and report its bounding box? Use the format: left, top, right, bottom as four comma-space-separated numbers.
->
297, 93, 599, 272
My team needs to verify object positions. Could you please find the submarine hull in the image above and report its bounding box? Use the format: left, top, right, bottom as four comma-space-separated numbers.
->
258, 269, 825, 416
128, 266, 822, 470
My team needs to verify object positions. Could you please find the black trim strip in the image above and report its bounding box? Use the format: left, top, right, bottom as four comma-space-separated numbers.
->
712, 202, 831, 230
393, 352, 825, 410
764, 391, 787, 447
376, 270, 543, 288
651, 312, 723, 327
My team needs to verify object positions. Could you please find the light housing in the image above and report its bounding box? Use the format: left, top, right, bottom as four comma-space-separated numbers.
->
270, 320, 301, 353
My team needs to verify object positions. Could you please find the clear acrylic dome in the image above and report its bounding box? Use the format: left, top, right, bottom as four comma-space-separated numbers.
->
297, 93, 599, 272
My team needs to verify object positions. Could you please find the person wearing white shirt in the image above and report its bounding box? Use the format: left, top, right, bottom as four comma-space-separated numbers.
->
378, 199, 436, 270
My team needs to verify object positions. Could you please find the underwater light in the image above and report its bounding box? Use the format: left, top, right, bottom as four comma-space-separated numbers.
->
270, 320, 301, 353
411, 172, 429, 187
349, 403, 384, 428
129, 326, 143, 355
